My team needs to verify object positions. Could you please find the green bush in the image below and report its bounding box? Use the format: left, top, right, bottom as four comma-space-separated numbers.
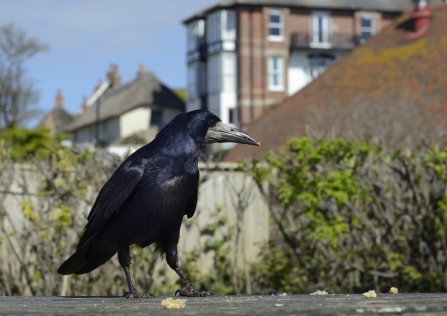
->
245, 137, 447, 294
0, 125, 68, 160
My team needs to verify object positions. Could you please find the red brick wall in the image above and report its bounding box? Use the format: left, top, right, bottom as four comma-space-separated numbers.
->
236, 6, 400, 127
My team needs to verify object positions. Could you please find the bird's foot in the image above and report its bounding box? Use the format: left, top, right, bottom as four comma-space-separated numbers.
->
175, 284, 214, 297
123, 289, 155, 298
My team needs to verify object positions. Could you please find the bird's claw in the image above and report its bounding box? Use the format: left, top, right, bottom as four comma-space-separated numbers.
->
175, 284, 214, 297
123, 290, 155, 298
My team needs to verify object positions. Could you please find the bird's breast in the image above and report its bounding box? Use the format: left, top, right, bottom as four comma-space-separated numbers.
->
161, 175, 182, 189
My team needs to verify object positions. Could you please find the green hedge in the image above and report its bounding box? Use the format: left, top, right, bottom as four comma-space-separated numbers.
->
245, 138, 447, 294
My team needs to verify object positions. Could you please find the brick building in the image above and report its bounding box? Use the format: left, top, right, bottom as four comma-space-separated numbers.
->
224, 1, 447, 161
183, 0, 420, 129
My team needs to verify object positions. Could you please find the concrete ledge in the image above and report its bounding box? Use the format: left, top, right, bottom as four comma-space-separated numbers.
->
1, 293, 446, 315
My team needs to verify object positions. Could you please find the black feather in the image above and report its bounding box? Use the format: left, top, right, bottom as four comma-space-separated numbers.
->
57, 110, 258, 297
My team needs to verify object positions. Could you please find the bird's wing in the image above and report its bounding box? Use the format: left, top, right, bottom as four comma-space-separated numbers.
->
185, 187, 198, 219
77, 162, 144, 249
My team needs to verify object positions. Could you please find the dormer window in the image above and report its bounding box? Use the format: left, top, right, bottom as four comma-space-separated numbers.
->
360, 14, 375, 43
268, 10, 284, 41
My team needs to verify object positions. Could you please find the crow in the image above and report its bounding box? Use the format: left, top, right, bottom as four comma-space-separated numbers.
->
57, 110, 259, 298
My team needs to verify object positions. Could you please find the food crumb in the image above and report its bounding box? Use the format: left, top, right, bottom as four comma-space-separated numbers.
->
275, 304, 284, 307
161, 298, 187, 310
310, 290, 329, 296
389, 287, 398, 294
278, 293, 287, 297
363, 290, 377, 298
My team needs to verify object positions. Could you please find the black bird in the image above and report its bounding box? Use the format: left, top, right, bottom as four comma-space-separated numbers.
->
57, 110, 259, 298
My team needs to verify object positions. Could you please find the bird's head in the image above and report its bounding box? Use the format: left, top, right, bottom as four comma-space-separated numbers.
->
154, 110, 259, 156
185, 110, 260, 147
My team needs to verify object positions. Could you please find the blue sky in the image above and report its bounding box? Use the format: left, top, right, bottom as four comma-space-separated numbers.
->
0, 0, 213, 125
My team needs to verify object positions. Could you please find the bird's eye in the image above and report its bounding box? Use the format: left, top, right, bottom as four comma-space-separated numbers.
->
208, 119, 217, 127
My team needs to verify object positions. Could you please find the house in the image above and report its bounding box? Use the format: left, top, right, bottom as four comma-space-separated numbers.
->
224, 0, 447, 161
183, 0, 427, 129
39, 90, 75, 136
65, 65, 185, 145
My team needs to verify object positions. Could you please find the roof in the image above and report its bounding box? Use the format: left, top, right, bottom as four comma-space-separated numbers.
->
39, 107, 74, 134
65, 71, 185, 132
225, 3, 447, 162
183, 0, 439, 24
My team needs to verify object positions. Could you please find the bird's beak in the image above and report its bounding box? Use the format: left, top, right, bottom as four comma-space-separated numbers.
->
205, 121, 260, 146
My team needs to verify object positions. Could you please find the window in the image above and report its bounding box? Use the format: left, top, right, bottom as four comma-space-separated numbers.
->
223, 10, 236, 40
268, 56, 284, 91
187, 20, 204, 52
207, 12, 221, 44
187, 63, 207, 100
187, 64, 199, 100
150, 109, 162, 126
222, 53, 236, 91
311, 12, 331, 48
268, 10, 284, 41
208, 55, 221, 94
308, 53, 335, 79
360, 15, 375, 43
207, 10, 236, 54
228, 108, 236, 124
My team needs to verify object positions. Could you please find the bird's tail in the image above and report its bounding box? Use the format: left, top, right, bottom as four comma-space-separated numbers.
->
57, 245, 89, 275
57, 239, 117, 275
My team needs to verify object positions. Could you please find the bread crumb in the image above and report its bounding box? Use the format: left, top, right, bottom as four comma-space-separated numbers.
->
310, 290, 329, 295
389, 287, 398, 294
161, 298, 187, 309
278, 293, 287, 297
363, 290, 377, 298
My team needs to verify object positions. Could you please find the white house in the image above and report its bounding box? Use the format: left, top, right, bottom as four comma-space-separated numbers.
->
65, 66, 185, 145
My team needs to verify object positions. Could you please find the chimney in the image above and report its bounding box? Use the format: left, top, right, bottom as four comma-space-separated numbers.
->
107, 64, 121, 87
81, 96, 88, 112
55, 89, 64, 108
407, 0, 432, 39
138, 63, 145, 77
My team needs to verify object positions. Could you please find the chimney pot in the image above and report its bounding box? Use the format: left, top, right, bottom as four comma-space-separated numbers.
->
55, 89, 64, 108
81, 96, 88, 112
107, 64, 121, 87
138, 63, 145, 76
407, 0, 431, 39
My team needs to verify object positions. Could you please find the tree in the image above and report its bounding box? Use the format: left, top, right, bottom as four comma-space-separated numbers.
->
0, 24, 48, 130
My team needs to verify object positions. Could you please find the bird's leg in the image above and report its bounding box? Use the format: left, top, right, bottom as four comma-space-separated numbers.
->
166, 248, 214, 297
118, 248, 154, 298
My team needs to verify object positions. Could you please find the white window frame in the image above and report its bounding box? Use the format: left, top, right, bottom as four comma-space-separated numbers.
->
222, 53, 236, 91
268, 9, 284, 42
222, 10, 236, 40
268, 55, 285, 91
359, 14, 375, 43
310, 12, 331, 48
